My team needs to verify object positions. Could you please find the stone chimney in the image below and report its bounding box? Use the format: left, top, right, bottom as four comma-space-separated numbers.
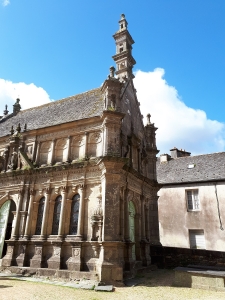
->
160, 153, 171, 163
170, 147, 191, 159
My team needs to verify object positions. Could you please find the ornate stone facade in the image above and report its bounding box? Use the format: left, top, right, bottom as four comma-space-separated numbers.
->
0, 15, 160, 283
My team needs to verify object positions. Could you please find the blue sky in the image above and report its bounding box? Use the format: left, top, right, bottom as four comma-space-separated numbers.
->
0, 1, 225, 155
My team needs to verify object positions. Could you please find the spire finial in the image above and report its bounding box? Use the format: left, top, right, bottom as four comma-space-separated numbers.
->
146, 113, 151, 125
3, 104, 9, 116
10, 126, 14, 135
16, 123, 21, 133
109, 66, 115, 77
13, 98, 21, 115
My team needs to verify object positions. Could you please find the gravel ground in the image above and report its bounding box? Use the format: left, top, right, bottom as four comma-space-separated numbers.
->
0, 269, 225, 300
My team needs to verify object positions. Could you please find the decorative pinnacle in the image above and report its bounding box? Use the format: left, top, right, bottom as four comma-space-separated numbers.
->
120, 13, 125, 20
146, 113, 151, 125
10, 126, 14, 135
109, 66, 115, 77
3, 104, 9, 116
16, 123, 21, 133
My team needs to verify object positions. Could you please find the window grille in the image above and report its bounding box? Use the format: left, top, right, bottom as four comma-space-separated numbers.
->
52, 196, 62, 235
187, 190, 199, 211
35, 197, 45, 235
69, 194, 80, 235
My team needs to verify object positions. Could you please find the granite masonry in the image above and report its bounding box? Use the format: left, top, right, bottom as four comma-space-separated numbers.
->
0, 15, 160, 284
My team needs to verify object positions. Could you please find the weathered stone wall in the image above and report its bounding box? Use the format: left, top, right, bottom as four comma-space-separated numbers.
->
158, 182, 225, 251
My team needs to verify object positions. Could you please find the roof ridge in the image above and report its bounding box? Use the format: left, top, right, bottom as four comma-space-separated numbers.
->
168, 152, 225, 160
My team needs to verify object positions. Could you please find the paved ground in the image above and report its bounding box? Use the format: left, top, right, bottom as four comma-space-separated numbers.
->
0, 269, 225, 300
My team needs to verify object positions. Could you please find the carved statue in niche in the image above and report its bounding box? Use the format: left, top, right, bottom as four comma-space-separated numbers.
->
39, 142, 51, 165
26, 145, 33, 161
71, 136, 84, 161
110, 94, 116, 109
88, 132, 102, 158
91, 195, 103, 241
8, 148, 18, 170
55, 138, 67, 163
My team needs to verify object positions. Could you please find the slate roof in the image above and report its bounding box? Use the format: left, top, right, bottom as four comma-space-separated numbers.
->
0, 88, 104, 138
157, 152, 225, 184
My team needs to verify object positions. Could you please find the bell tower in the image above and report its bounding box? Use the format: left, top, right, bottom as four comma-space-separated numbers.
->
112, 14, 136, 80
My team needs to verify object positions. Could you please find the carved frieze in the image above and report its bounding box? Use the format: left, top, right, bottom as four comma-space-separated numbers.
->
36, 123, 102, 142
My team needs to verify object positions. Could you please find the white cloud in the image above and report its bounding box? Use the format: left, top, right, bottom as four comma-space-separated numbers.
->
134, 69, 225, 155
0, 78, 52, 114
2, 0, 10, 6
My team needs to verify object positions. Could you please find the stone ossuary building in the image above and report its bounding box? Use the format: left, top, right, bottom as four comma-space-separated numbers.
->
0, 15, 160, 283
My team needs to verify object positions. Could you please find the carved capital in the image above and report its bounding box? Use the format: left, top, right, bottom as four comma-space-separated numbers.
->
45, 187, 51, 195
61, 186, 68, 194
30, 189, 36, 196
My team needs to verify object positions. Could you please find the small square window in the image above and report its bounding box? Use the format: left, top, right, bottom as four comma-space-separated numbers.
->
189, 229, 205, 249
186, 190, 200, 211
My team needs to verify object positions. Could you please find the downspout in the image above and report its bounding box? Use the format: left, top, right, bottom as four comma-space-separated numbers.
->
214, 183, 224, 230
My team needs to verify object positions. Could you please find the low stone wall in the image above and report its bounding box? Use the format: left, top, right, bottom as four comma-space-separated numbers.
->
174, 266, 225, 291
150, 246, 225, 268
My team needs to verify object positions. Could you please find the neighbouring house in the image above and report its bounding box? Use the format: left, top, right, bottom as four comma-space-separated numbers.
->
157, 147, 225, 252
0, 15, 160, 283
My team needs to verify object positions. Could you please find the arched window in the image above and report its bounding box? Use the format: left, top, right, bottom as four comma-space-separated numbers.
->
52, 196, 62, 235
69, 194, 80, 235
35, 197, 45, 235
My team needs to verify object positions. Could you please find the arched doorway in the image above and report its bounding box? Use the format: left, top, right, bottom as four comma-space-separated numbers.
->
128, 201, 136, 260
0, 200, 16, 258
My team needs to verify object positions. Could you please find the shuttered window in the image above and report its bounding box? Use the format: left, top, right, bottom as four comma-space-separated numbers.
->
186, 190, 200, 211
189, 230, 205, 249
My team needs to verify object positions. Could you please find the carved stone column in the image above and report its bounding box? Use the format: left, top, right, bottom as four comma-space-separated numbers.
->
34, 142, 40, 165
19, 211, 27, 236
76, 185, 85, 239
141, 195, 146, 241
84, 132, 88, 158
50, 140, 55, 165
66, 136, 71, 162
58, 187, 67, 237
40, 188, 51, 239
24, 189, 35, 239
124, 188, 130, 241
12, 190, 23, 239
120, 187, 125, 241
145, 202, 150, 242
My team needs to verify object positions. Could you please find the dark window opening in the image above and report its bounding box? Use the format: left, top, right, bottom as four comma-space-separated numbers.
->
52, 196, 62, 235
69, 194, 80, 235
35, 197, 45, 235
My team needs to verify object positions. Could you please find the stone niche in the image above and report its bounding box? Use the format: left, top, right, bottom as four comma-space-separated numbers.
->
71, 136, 85, 161
55, 139, 67, 164
39, 142, 51, 165
88, 132, 102, 158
